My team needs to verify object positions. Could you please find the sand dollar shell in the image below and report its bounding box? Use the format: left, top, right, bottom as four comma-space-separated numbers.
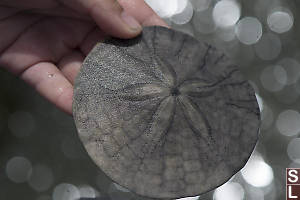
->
73, 26, 260, 199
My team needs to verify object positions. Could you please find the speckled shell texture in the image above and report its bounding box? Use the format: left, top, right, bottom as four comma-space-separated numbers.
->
73, 26, 260, 199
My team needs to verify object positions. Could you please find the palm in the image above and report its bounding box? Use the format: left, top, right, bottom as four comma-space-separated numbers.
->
0, 0, 167, 114
0, 8, 100, 114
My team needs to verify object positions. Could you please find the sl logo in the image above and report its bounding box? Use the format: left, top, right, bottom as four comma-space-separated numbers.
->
287, 168, 300, 200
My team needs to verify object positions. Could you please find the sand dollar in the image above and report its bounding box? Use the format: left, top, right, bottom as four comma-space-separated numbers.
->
73, 26, 260, 199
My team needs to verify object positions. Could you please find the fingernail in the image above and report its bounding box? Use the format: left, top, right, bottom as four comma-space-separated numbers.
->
121, 11, 142, 31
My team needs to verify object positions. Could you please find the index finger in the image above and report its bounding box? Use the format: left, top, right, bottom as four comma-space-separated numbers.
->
60, 0, 143, 39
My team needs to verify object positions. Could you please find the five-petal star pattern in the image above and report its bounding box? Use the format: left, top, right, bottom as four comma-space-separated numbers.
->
73, 26, 260, 199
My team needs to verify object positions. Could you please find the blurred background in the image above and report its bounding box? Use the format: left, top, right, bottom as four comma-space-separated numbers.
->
1, 0, 300, 199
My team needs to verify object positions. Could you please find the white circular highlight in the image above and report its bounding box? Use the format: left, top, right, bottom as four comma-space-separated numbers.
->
276, 110, 300, 137
8, 111, 35, 138
278, 58, 300, 85
260, 65, 287, 92
287, 138, 300, 163
213, 0, 241, 28
145, 0, 182, 18
273, 65, 287, 85
79, 185, 97, 198
171, 1, 194, 25
241, 156, 274, 187
213, 182, 244, 200
5, 156, 32, 183
254, 32, 281, 60
28, 164, 54, 192
235, 17, 262, 45
53, 183, 80, 200
268, 10, 293, 33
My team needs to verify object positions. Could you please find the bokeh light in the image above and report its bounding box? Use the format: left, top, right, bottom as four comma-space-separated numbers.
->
213, 0, 241, 28
235, 17, 262, 45
260, 65, 287, 92
277, 58, 300, 85
52, 183, 80, 200
144, 0, 178, 18
267, 8, 294, 34
241, 155, 274, 187
78, 185, 97, 198
5, 156, 32, 183
28, 164, 54, 192
213, 182, 244, 200
273, 65, 288, 85
171, 0, 194, 25
145, 0, 190, 19
276, 110, 300, 136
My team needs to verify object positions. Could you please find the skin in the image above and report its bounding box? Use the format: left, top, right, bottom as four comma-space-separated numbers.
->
0, 0, 167, 114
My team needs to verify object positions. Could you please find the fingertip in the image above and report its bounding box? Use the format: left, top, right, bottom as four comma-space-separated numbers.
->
21, 62, 74, 116
89, 2, 142, 39
120, 11, 143, 33
58, 87, 74, 115
142, 13, 169, 28
58, 51, 85, 85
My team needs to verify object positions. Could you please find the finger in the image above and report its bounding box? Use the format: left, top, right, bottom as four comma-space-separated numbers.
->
0, 17, 93, 75
57, 51, 85, 85
21, 62, 73, 115
59, 0, 142, 39
118, 0, 168, 27
23, 5, 91, 21
80, 28, 107, 56
0, 13, 42, 55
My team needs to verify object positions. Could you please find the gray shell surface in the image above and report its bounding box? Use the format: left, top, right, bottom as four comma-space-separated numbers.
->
73, 26, 260, 199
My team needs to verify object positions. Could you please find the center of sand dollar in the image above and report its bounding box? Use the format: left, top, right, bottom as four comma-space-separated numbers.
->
170, 87, 180, 96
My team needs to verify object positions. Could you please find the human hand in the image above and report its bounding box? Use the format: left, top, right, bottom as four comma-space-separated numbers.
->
0, 0, 167, 115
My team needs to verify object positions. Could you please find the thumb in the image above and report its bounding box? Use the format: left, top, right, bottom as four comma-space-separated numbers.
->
59, 0, 142, 38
